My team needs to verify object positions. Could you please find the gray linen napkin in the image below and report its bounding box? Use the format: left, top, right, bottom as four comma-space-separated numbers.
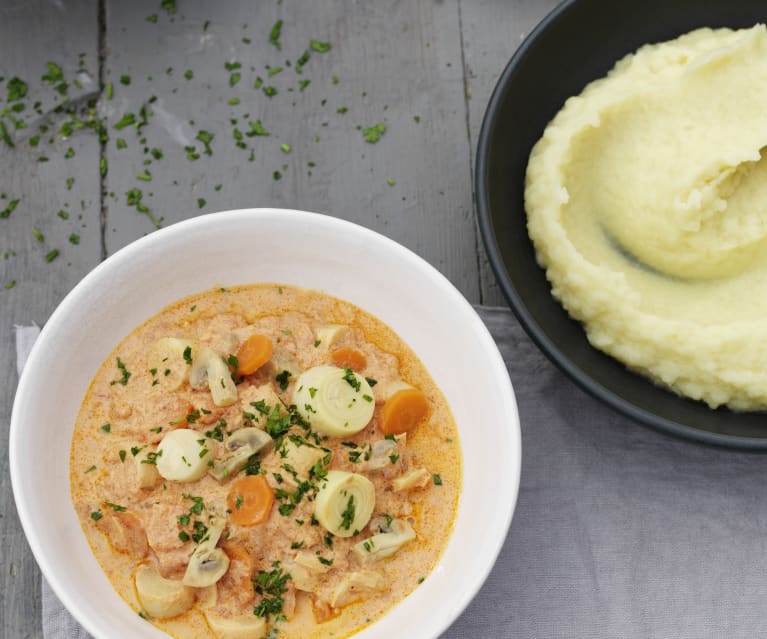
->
28, 307, 767, 638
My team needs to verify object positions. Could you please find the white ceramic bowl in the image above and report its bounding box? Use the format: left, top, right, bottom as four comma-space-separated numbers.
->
10, 209, 520, 639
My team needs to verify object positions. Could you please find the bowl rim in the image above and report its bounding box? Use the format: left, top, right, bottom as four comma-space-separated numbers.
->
10, 208, 522, 638
474, 0, 767, 450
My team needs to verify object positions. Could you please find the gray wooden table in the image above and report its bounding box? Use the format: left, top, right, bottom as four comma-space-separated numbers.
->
0, 1, 558, 636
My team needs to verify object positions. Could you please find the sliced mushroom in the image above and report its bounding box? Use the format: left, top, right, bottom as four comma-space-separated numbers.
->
392, 467, 431, 492
352, 518, 415, 564
182, 514, 229, 588
209, 428, 273, 482
204, 611, 267, 639
134, 445, 160, 489
182, 546, 230, 588
227, 427, 274, 453
314, 324, 349, 350
189, 346, 238, 406
330, 571, 385, 608
134, 563, 194, 619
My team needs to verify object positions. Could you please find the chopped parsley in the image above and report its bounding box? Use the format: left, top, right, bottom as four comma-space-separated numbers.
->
253, 561, 291, 617
340, 495, 355, 530
90, 510, 103, 521
114, 113, 136, 130
44, 249, 59, 263
110, 357, 132, 386
245, 120, 269, 138
310, 40, 332, 53
275, 370, 291, 391
183, 345, 193, 365
119, 450, 127, 463
269, 20, 283, 50
363, 122, 386, 143
433, 474, 443, 486
342, 367, 360, 391
100, 423, 111, 433
196, 130, 214, 156
205, 419, 227, 442
104, 501, 127, 512
365, 377, 378, 387
0, 199, 19, 219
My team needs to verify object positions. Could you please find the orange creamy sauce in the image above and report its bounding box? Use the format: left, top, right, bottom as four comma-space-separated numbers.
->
70, 284, 461, 639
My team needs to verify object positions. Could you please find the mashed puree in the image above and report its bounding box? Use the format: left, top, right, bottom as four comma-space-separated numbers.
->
525, 25, 767, 410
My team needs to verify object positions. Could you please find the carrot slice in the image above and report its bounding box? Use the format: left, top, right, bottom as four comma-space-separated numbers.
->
380, 388, 430, 435
227, 475, 274, 526
331, 347, 367, 371
236, 334, 273, 375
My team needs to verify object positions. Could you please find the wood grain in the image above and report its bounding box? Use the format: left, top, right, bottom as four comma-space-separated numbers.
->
0, 3, 100, 638
460, 0, 561, 305
0, 1, 561, 635
103, 0, 479, 300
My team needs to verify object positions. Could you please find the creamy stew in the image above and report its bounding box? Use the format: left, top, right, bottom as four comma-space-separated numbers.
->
70, 284, 461, 639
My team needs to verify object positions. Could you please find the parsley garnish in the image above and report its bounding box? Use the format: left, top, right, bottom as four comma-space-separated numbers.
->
276, 370, 291, 391
110, 357, 132, 386
310, 40, 332, 53
0, 199, 20, 219
362, 122, 386, 143
90, 510, 103, 521
253, 562, 291, 617
104, 501, 127, 512
196, 130, 214, 156
100, 423, 111, 433
340, 495, 355, 530
183, 345, 192, 365
269, 20, 283, 50
433, 474, 443, 486
342, 367, 360, 391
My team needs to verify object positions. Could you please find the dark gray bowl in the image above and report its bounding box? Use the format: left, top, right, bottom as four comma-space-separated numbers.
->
476, 0, 767, 448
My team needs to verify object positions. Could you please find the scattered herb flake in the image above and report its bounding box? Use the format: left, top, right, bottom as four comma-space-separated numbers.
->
110, 356, 132, 386
269, 20, 283, 50
310, 40, 332, 53
0, 199, 19, 219
363, 122, 386, 143
196, 130, 214, 155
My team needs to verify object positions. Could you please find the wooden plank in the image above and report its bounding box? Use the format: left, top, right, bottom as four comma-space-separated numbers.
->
460, 0, 561, 305
0, 1, 100, 637
103, 0, 480, 301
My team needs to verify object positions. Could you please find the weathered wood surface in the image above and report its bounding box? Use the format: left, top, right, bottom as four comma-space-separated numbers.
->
0, 2, 100, 638
0, 1, 558, 636
460, 0, 560, 305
